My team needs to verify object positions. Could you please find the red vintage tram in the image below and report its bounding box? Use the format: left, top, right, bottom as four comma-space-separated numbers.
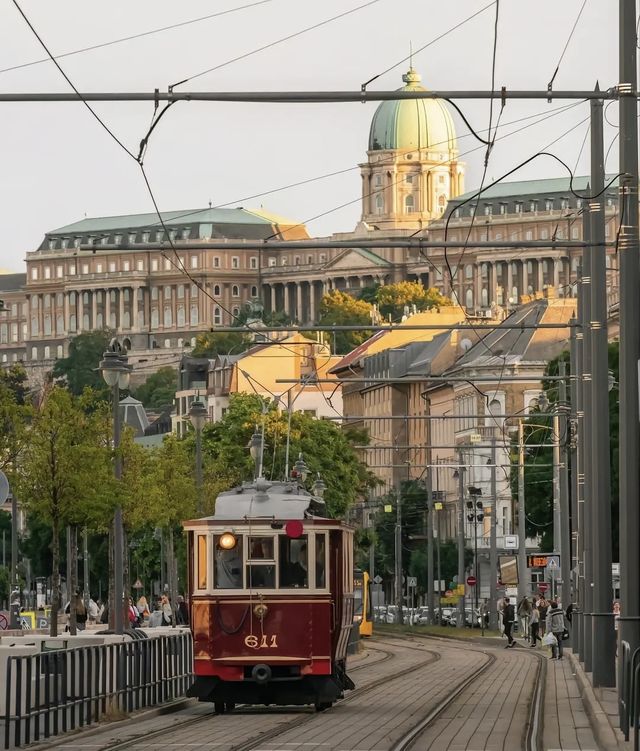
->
184, 477, 356, 712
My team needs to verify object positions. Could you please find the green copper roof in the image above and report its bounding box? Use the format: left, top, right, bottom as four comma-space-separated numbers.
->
452, 175, 619, 203
368, 69, 456, 152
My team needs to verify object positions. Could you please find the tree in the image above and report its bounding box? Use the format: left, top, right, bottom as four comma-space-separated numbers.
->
52, 330, 113, 397
17, 387, 114, 635
318, 290, 373, 355
376, 281, 451, 321
133, 367, 178, 409
192, 331, 250, 358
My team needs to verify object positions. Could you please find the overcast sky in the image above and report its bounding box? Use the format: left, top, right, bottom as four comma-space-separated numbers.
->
0, 0, 618, 271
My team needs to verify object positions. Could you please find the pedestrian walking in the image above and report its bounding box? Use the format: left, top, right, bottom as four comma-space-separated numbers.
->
160, 594, 173, 626
502, 596, 516, 648
517, 597, 531, 638
176, 595, 189, 625
545, 600, 567, 659
538, 598, 549, 635
529, 603, 541, 647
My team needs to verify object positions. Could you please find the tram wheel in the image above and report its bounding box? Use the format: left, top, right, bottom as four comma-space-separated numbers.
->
214, 701, 226, 715
225, 702, 236, 713
315, 702, 332, 712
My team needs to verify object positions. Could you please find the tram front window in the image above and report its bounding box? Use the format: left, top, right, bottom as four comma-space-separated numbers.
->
247, 535, 276, 589
214, 535, 243, 589
279, 536, 308, 588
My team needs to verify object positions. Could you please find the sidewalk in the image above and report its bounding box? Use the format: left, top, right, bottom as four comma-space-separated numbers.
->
567, 648, 631, 750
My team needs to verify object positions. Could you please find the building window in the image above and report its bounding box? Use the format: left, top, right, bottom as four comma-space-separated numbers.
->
375, 194, 384, 214
307, 255, 313, 265
151, 308, 159, 327
82, 264, 89, 275
44, 266, 51, 280
214, 256, 220, 268
251, 286, 258, 297
525, 230, 533, 240
69, 314, 76, 331
129, 233, 137, 244
250, 257, 258, 269
177, 307, 185, 327
214, 284, 221, 296
181, 228, 190, 240
137, 259, 144, 271
499, 204, 506, 215
57, 345, 63, 358
31, 347, 38, 360
281, 257, 288, 266
319, 254, 326, 263
540, 229, 549, 240
515, 202, 522, 213
545, 199, 553, 211
561, 198, 569, 210
484, 205, 492, 216
29, 317, 37, 337
232, 306, 240, 317
232, 285, 240, 297
213, 306, 222, 325
149, 258, 158, 271
268, 257, 276, 267
232, 257, 240, 269
10, 324, 17, 342
190, 304, 198, 325
190, 256, 198, 269
572, 228, 579, 239
31, 268, 38, 281
151, 287, 158, 301
96, 263, 103, 273
163, 306, 172, 327
375, 174, 382, 187
404, 195, 415, 213
164, 258, 171, 270
141, 231, 150, 243
123, 260, 130, 271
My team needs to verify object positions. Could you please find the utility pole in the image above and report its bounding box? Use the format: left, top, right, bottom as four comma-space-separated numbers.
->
590, 88, 616, 687
569, 319, 580, 613
83, 528, 90, 608
581, 203, 594, 674
558, 361, 572, 617
395, 483, 404, 625
517, 421, 527, 601
489, 436, 498, 631
457, 447, 466, 627
436, 498, 443, 625
426, 463, 435, 625
618, 0, 640, 673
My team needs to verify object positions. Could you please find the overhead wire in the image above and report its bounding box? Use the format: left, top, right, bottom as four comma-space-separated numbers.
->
170, 0, 383, 89
547, 0, 589, 91
0, 0, 277, 76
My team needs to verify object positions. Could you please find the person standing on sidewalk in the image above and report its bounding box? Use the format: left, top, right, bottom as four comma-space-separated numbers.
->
503, 597, 517, 648
517, 596, 531, 639
529, 603, 541, 647
545, 600, 567, 659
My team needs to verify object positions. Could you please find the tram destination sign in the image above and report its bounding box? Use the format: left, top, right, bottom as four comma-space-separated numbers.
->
527, 554, 560, 569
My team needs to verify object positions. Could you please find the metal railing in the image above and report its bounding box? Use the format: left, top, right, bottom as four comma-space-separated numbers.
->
619, 640, 640, 747
2, 629, 193, 749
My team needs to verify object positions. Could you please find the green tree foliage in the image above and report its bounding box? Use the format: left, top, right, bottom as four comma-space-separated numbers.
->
318, 290, 373, 355
518, 343, 619, 557
409, 541, 474, 592
376, 281, 451, 321
133, 367, 178, 409
0, 364, 29, 405
192, 331, 251, 358
52, 330, 113, 397
17, 387, 114, 634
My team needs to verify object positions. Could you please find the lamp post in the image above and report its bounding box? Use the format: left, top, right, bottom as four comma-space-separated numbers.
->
188, 397, 207, 515
467, 488, 484, 625
99, 341, 132, 636
454, 451, 466, 628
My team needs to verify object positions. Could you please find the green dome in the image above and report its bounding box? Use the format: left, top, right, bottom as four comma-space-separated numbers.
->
368, 69, 457, 152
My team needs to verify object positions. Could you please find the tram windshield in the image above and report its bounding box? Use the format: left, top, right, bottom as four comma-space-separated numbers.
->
214, 535, 243, 589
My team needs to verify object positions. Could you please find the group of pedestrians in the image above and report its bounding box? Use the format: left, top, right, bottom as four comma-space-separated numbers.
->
501, 595, 569, 659
65, 591, 189, 630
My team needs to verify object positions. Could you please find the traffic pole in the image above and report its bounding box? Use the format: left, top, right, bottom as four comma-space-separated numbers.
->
489, 435, 498, 631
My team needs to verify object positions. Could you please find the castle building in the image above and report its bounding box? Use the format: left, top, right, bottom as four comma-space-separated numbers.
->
0, 67, 620, 379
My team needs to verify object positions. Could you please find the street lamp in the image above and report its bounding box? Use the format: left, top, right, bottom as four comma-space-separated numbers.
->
293, 453, 309, 482
188, 397, 207, 515
99, 340, 132, 635
467, 487, 484, 630
312, 473, 326, 498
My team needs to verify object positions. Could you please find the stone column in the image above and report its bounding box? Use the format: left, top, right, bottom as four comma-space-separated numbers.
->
105, 288, 111, 327
78, 293, 84, 333
270, 285, 276, 314
553, 258, 561, 290
474, 264, 482, 310
537, 260, 544, 292
283, 284, 290, 316
296, 283, 303, 322
132, 286, 139, 331
309, 281, 316, 323
118, 288, 125, 331
506, 262, 513, 304
63, 292, 70, 334
522, 259, 529, 298
489, 262, 498, 304
91, 291, 97, 329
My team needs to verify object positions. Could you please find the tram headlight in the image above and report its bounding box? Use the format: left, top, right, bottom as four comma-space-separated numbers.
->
218, 532, 237, 550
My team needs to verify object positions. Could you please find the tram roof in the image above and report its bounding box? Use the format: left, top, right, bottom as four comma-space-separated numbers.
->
202, 480, 326, 521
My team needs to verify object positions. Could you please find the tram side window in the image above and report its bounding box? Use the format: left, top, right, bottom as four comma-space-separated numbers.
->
197, 535, 207, 590
247, 536, 276, 588
279, 536, 308, 588
316, 534, 326, 588
214, 535, 243, 589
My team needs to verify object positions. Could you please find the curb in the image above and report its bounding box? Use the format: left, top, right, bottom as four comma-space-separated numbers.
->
29, 697, 196, 750
568, 651, 625, 751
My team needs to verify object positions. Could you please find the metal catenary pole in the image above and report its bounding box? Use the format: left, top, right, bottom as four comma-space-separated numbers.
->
576, 270, 586, 660
558, 361, 572, 620
426, 469, 435, 625
590, 89, 616, 687
581, 207, 594, 673
457, 448, 466, 627
569, 317, 582, 653
618, 0, 640, 675
517, 421, 527, 602
113, 382, 125, 636
489, 436, 498, 631
395, 484, 404, 625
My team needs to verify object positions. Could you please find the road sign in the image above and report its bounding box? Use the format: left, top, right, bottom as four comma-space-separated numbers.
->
470, 433, 482, 444
538, 582, 549, 592
373, 575, 383, 585
133, 579, 143, 589
407, 576, 417, 588
504, 535, 518, 549
0, 472, 9, 505
547, 558, 559, 570
466, 575, 477, 586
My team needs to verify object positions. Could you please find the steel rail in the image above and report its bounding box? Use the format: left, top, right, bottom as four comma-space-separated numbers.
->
0, 89, 620, 103
277, 376, 568, 383
184, 323, 578, 332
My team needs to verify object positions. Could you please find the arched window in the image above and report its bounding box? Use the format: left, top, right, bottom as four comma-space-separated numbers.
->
30, 316, 38, 336
163, 306, 172, 327
190, 305, 198, 325
404, 195, 414, 213
44, 315, 51, 336
177, 306, 185, 326
213, 306, 222, 325
31, 347, 37, 360
465, 265, 473, 280
56, 345, 63, 358
151, 308, 159, 328
481, 288, 489, 307
96, 313, 103, 329
214, 285, 221, 297
465, 289, 473, 309
83, 313, 90, 330
44, 346, 50, 359
251, 286, 258, 297
375, 194, 384, 214
177, 285, 184, 299
232, 285, 239, 297
44, 294, 51, 309
69, 314, 76, 331
123, 311, 131, 328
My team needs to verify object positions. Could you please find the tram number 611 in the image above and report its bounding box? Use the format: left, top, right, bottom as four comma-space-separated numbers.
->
244, 634, 278, 649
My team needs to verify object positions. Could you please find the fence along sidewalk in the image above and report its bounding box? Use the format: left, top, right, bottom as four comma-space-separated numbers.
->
0, 629, 193, 749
